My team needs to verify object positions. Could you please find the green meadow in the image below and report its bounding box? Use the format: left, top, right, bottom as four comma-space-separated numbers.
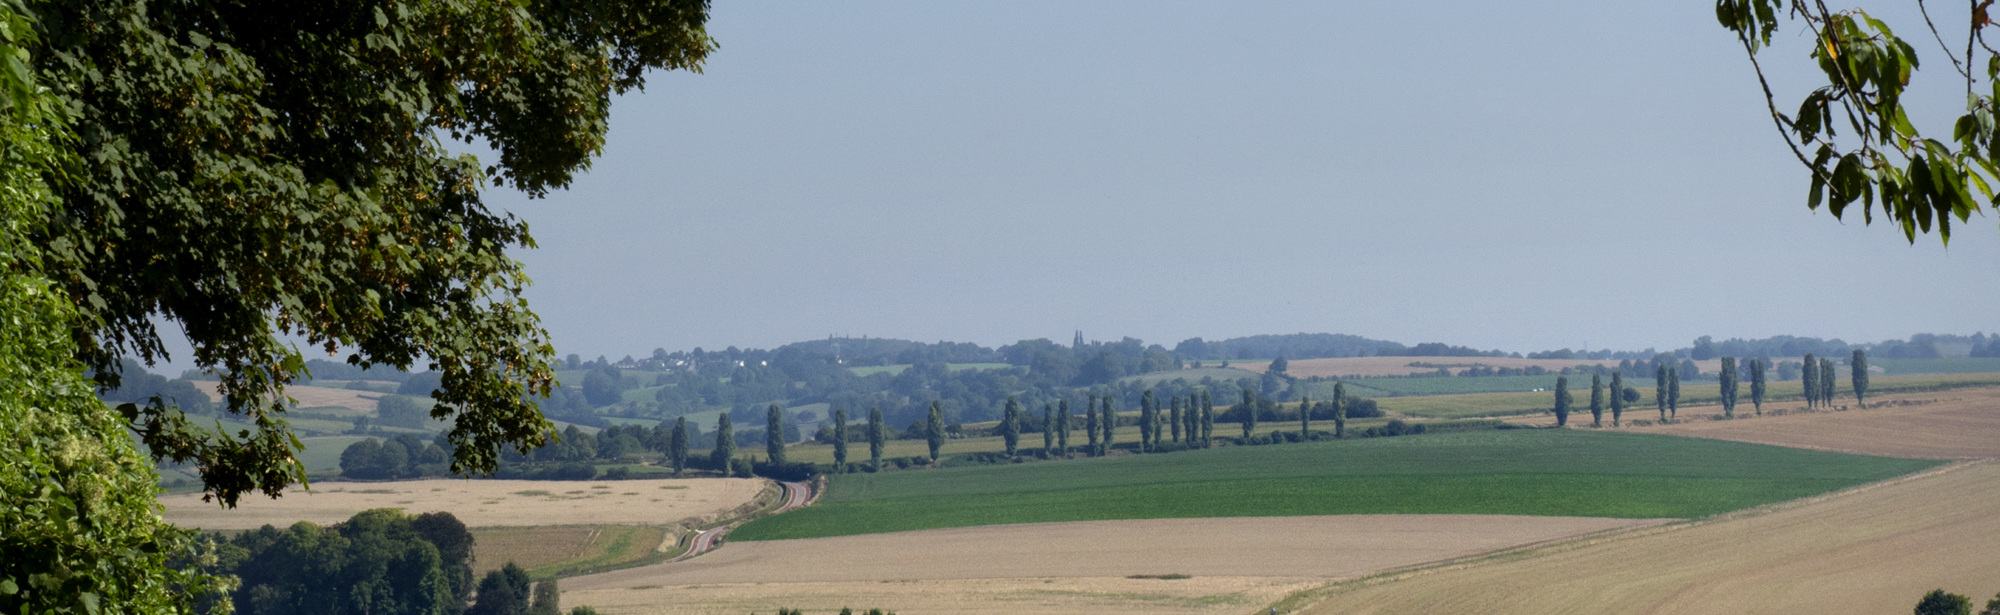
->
731, 429, 1937, 541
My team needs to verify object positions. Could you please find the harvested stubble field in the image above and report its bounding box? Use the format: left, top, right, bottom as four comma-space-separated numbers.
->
1625, 387, 2000, 459
159, 477, 764, 529
195, 382, 386, 413
1292, 461, 2000, 615
562, 516, 1664, 615
734, 430, 1935, 541
571, 576, 1317, 615
472, 525, 668, 578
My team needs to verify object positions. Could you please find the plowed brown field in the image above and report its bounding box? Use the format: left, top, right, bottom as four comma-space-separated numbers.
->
160, 478, 764, 529
561, 515, 1665, 615
1293, 461, 2000, 615
1622, 387, 2000, 459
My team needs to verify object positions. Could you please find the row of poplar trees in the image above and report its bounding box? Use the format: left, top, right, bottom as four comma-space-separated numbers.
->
1551, 350, 1870, 426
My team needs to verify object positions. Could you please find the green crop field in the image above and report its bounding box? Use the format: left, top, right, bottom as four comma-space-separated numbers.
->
1870, 357, 2000, 375
731, 429, 1937, 541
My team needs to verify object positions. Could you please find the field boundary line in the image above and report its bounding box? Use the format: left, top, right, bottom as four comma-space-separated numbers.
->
1262, 459, 1986, 615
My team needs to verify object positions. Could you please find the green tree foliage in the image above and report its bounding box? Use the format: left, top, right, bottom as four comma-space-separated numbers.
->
925, 401, 945, 463
1239, 388, 1259, 438
31, 0, 716, 506
582, 370, 626, 407
1803, 353, 1820, 408
831, 408, 848, 471
1655, 364, 1669, 421
1040, 404, 1053, 453
1056, 399, 1070, 455
1001, 396, 1020, 456
469, 563, 532, 615
867, 407, 885, 468
1100, 396, 1117, 454
1200, 389, 1216, 445
1589, 375, 1604, 428
669, 417, 690, 474
376, 394, 431, 430
711, 414, 735, 470
1609, 372, 1626, 427
221, 509, 474, 615
1170, 395, 1184, 443
1298, 394, 1311, 438
1720, 357, 1739, 418
0, 7, 236, 610
1852, 349, 1870, 404
1138, 390, 1156, 452
1085, 395, 1101, 456
1668, 367, 1681, 419
1553, 376, 1571, 427
1269, 355, 1289, 374
1915, 589, 1974, 615
1332, 382, 1347, 438
766, 404, 787, 464
1820, 357, 1838, 405
1718, 0, 2000, 243
528, 578, 560, 615
1750, 358, 1768, 415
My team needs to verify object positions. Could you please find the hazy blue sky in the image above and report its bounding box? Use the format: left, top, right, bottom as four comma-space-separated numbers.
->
468, 2, 1994, 360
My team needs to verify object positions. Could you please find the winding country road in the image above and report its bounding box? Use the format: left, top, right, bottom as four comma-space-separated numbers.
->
675, 479, 813, 561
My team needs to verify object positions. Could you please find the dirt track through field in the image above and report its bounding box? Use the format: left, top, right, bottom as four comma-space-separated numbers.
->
1626, 388, 2000, 459
1294, 461, 2000, 615
561, 515, 1664, 614
160, 478, 764, 529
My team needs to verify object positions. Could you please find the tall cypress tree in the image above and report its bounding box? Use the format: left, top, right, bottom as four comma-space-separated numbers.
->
1332, 382, 1347, 438
1169, 396, 1183, 443
1589, 375, 1604, 428
1852, 349, 1869, 405
1200, 389, 1215, 445
1553, 376, 1571, 427
1176, 397, 1192, 445
1667, 367, 1680, 419
867, 406, 884, 468
1609, 372, 1625, 427
1750, 359, 1768, 415
1138, 390, 1156, 452
831, 408, 847, 472
1085, 396, 1100, 456
1057, 399, 1071, 455
1001, 395, 1021, 457
1719, 357, 1738, 418
711, 414, 734, 470
1299, 394, 1311, 439
1240, 387, 1258, 438
1101, 396, 1116, 454
1041, 403, 1054, 454
766, 404, 787, 464
925, 401, 944, 463
1802, 353, 1819, 409
668, 416, 689, 475
1655, 364, 1669, 421
1820, 358, 1837, 406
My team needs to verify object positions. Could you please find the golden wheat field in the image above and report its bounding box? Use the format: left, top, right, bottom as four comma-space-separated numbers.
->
159, 478, 765, 529
1291, 461, 2000, 615
1626, 387, 2000, 459
559, 515, 1665, 615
